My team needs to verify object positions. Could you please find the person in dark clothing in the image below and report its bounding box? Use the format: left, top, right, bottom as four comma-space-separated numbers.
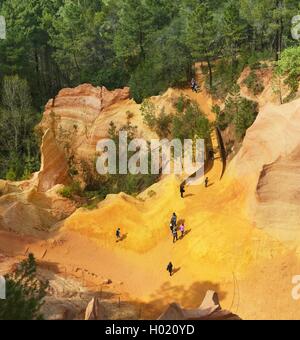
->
180, 184, 185, 198
171, 213, 177, 227
205, 177, 209, 188
191, 78, 198, 93
172, 227, 178, 243
116, 228, 121, 241
167, 262, 174, 276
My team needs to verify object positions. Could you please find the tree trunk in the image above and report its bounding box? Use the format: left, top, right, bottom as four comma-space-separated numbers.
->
207, 57, 213, 90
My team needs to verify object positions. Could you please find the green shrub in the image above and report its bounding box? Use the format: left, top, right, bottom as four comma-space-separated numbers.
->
243, 71, 265, 95
155, 108, 172, 138
58, 181, 82, 199
141, 101, 172, 138
0, 254, 48, 320
216, 85, 258, 139
277, 46, 300, 99
234, 99, 258, 139
176, 95, 187, 113
141, 100, 157, 130
215, 104, 234, 131
172, 101, 211, 141
5, 168, 17, 181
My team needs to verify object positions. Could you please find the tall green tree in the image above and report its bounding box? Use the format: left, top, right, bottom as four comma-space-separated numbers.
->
0, 75, 40, 179
186, 2, 219, 89
0, 254, 49, 320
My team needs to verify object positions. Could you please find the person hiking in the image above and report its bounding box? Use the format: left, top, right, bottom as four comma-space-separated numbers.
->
167, 262, 174, 276
171, 213, 177, 227
172, 227, 178, 243
116, 228, 121, 241
179, 223, 185, 238
205, 177, 209, 188
180, 184, 185, 198
191, 78, 199, 93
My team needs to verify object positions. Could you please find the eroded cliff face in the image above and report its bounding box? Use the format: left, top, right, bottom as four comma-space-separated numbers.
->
37, 85, 154, 183
229, 98, 300, 242
0, 128, 76, 235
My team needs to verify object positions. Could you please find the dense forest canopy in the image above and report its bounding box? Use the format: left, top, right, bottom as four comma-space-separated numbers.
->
1, 0, 299, 106
0, 0, 300, 180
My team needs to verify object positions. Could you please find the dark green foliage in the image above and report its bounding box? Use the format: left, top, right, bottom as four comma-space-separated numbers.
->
142, 96, 211, 142
155, 109, 173, 139
58, 181, 82, 200
141, 100, 172, 138
75, 121, 159, 207
243, 71, 265, 95
0, 76, 41, 180
103, 121, 159, 196
1, 0, 299, 106
234, 98, 259, 138
216, 85, 258, 139
172, 101, 211, 142
277, 46, 300, 99
0, 254, 49, 320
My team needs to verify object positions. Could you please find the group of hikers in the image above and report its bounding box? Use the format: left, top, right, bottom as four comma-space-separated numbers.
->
169, 212, 185, 243
115, 176, 211, 277
167, 213, 184, 276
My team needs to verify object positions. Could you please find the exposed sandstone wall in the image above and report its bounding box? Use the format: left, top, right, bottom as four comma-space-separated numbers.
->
37, 129, 71, 192
229, 98, 300, 241
38, 84, 156, 185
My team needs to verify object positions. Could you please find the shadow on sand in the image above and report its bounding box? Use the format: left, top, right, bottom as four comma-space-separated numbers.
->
129, 281, 228, 320
117, 233, 128, 243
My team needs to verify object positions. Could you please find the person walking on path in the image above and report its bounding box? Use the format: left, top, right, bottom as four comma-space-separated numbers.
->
179, 223, 185, 238
180, 184, 185, 198
172, 227, 178, 243
191, 78, 199, 93
205, 177, 209, 188
167, 262, 174, 276
171, 213, 177, 228
116, 228, 121, 242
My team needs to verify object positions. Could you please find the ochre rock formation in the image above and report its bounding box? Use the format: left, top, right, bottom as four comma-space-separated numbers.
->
37, 129, 71, 192
158, 291, 241, 321
0, 128, 75, 234
37, 84, 195, 185
0, 184, 77, 235
85, 298, 106, 320
230, 98, 300, 242
38, 84, 156, 180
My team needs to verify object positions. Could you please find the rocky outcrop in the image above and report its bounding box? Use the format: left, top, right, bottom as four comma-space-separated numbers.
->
85, 298, 106, 320
37, 129, 71, 192
230, 97, 300, 241
254, 145, 300, 240
38, 84, 157, 185
158, 291, 241, 321
0, 128, 76, 235
0, 185, 77, 235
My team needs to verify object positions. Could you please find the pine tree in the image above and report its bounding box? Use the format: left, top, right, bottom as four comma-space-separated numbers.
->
0, 254, 49, 320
